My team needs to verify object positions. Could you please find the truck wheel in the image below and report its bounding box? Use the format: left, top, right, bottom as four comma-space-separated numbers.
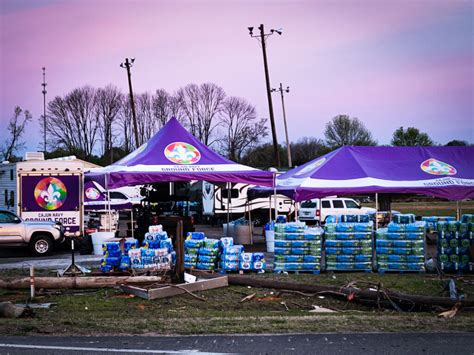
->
29, 235, 53, 256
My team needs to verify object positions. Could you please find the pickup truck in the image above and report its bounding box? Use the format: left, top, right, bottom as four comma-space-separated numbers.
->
0, 209, 65, 256
298, 197, 377, 224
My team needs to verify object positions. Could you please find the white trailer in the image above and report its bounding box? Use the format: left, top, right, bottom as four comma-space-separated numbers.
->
200, 181, 295, 225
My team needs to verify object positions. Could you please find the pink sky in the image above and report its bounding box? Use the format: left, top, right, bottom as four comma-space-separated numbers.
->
0, 0, 472, 155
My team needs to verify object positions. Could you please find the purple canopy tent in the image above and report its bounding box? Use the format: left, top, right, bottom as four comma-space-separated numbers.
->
249, 146, 474, 202
86, 117, 274, 241
86, 117, 273, 189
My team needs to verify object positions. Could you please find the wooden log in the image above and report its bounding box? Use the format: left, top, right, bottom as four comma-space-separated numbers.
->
0, 276, 162, 290
226, 275, 474, 309
0, 302, 26, 318
121, 276, 228, 300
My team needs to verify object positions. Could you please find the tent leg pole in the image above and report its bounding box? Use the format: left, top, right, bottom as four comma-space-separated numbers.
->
131, 208, 134, 239
375, 193, 379, 230
105, 173, 111, 233
247, 198, 253, 245
226, 182, 230, 238
456, 201, 460, 220
273, 172, 277, 221
268, 196, 271, 222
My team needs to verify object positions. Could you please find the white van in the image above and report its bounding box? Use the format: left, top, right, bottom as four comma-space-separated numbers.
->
298, 197, 376, 224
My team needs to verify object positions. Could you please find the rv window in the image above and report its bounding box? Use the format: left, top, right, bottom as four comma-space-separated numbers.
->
321, 200, 331, 208
222, 189, 239, 199
333, 200, 344, 208
301, 200, 317, 208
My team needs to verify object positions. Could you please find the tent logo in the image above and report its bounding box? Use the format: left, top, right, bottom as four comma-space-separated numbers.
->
420, 158, 457, 176
34, 177, 68, 210
85, 187, 101, 200
164, 142, 201, 165
295, 158, 326, 176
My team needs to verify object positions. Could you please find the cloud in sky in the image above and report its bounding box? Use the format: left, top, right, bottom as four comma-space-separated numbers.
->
0, 0, 472, 155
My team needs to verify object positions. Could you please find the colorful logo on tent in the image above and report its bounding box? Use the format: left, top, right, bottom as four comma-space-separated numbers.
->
164, 142, 201, 165
420, 158, 457, 176
34, 177, 67, 210
85, 187, 101, 200
295, 158, 326, 176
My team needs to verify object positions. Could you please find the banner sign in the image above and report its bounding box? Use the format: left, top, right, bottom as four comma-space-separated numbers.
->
20, 175, 81, 234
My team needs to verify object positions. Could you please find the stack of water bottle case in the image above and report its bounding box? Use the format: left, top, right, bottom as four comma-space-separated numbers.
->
376, 214, 426, 272
101, 225, 176, 272
323, 215, 374, 271
421, 216, 456, 233
184, 232, 266, 272
273, 222, 323, 273
437, 214, 473, 272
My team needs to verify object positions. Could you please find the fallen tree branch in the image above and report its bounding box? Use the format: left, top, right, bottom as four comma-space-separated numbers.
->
225, 275, 474, 311
0, 276, 162, 289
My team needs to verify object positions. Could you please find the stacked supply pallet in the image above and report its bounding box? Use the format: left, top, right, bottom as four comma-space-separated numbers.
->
220, 243, 243, 272
127, 226, 176, 270
421, 216, 456, 233
437, 214, 473, 273
184, 232, 222, 271
273, 222, 323, 273
101, 238, 139, 272
184, 232, 205, 269
197, 239, 221, 270
324, 215, 374, 271
376, 214, 426, 272
219, 237, 266, 272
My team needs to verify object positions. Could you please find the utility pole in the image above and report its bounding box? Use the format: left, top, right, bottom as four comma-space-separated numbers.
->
41, 67, 47, 153
120, 58, 139, 148
271, 83, 292, 167
248, 24, 281, 168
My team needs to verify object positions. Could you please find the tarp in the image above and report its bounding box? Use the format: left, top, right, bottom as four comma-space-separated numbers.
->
249, 146, 474, 201
86, 117, 273, 189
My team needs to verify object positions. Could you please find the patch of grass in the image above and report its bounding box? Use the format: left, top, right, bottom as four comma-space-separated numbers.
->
1, 273, 473, 335
362, 201, 474, 217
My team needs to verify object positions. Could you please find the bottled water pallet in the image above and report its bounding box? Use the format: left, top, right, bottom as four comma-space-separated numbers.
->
377, 269, 425, 274
325, 268, 373, 273
274, 269, 321, 275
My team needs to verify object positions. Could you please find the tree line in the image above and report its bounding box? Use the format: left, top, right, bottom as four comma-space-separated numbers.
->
1, 83, 470, 167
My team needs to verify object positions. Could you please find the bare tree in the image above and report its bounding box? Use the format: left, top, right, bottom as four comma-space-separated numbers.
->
198, 83, 226, 145
324, 115, 376, 148
152, 89, 172, 128
220, 97, 268, 161
177, 83, 226, 145
177, 83, 200, 135
0, 106, 32, 161
136, 92, 158, 144
117, 96, 134, 153
96, 85, 122, 163
169, 93, 184, 124
46, 86, 99, 159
